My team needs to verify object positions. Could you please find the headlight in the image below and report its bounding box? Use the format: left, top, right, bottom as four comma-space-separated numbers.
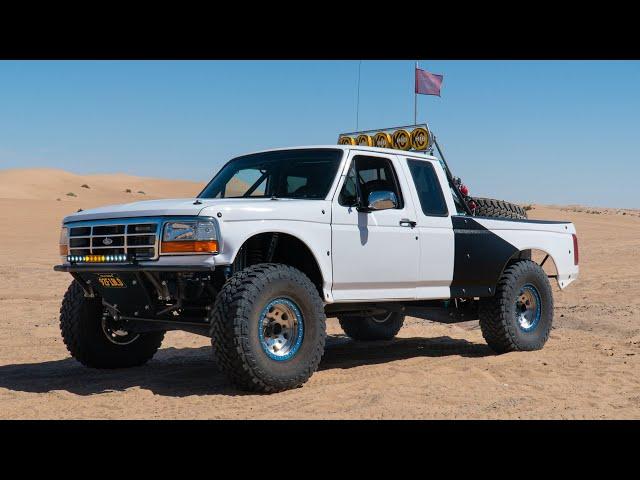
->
59, 227, 68, 256
161, 220, 219, 254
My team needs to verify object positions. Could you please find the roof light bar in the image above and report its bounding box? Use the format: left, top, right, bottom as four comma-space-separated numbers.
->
338, 124, 433, 151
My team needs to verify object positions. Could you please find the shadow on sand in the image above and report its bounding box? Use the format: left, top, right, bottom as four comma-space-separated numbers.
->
0, 335, 493, 397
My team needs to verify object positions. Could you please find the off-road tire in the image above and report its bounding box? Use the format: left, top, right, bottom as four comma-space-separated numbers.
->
210, 263, 326, 393
478, 260, 553, 353
474, 197, 528, 220
338, 311, 405, 341
59, 280, 165, 368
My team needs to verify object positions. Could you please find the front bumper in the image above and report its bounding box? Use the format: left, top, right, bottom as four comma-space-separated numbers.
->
53, 263, 215, 273
55, 252, 219, 273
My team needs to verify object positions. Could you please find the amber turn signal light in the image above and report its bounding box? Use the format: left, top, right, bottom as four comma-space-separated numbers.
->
161, 240, 218, 254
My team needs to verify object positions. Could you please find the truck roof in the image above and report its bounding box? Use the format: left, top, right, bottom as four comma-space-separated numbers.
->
234, 145, 440, 162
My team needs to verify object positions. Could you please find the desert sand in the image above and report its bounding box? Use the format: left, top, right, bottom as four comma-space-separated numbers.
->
0, 168, 638, 419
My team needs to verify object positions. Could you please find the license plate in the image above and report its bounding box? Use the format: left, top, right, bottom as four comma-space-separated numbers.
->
97, 274, 126, 288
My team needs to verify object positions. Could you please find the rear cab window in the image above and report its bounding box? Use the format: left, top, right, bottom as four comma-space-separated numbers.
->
406, 159, 448, 216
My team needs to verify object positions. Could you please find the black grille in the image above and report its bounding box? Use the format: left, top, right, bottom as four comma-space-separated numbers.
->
69, 237, 90, 248
94, 225, 125, 235
128, 224, 156, 234
127, 234, 155, 246
69, 227, 90, 236
92, 236, 125, 248
68, 221, 159, 260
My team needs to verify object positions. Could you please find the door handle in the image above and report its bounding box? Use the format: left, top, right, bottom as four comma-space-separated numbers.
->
399, 219, 417, 228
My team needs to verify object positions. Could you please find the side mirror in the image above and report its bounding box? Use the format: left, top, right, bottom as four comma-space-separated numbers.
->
364, 190, 398, 211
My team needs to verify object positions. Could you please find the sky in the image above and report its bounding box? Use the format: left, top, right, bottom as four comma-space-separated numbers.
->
0, 60, 638, 208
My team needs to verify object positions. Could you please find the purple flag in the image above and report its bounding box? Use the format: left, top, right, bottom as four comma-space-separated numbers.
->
415, 67, 443, 96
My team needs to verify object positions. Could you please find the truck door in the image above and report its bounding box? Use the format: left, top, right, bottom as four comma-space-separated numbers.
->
330, 151, 420, 301
401, 157, 455, 299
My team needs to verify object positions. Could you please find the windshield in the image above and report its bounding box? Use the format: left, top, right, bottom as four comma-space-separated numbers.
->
198, 148, 343, 200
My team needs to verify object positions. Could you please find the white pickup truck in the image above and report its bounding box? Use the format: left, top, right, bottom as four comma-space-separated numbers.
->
55, 135, 579, 392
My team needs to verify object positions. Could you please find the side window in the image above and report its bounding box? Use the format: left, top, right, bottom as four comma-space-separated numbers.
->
338, 163, 358, 206
407, 159, 448, 216
338, 155, 404, 208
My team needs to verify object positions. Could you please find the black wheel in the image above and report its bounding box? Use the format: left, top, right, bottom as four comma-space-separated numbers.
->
478, 260, 553, 353
338, 311, 405, 341
210, 263, 326, 393
474, 197, 528, 220
59, 280, 165, 368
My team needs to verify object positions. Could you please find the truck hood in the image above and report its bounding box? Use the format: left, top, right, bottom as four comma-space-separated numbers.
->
63, 198, 216, 223
63, 198, 330, 224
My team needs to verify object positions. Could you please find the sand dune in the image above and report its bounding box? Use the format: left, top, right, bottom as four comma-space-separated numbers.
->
0, 168, 638, 419
0, 167, 203, 201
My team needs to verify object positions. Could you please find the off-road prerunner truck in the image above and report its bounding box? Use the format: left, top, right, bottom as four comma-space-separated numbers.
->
55, 125, 579, 392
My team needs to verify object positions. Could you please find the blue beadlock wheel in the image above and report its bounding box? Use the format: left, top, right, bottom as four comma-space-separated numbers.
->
258, 297, 304, 361
515, 283, 542, 332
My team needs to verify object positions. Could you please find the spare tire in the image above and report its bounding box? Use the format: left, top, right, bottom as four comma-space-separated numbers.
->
473, 197, 528, 220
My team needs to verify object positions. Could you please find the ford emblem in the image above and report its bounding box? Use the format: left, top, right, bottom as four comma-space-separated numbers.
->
102, 237, 113, 246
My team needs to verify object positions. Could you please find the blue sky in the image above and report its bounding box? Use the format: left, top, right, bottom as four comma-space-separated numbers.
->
0, 60, 638, 208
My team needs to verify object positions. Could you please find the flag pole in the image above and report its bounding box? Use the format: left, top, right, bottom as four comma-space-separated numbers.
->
414, 61, 418, 124
356, 60, 362, 131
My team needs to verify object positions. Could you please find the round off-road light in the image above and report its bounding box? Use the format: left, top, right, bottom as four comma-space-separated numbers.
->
356, 134, 373, 146
373, 132, 393, 148
411, 127, 431, 150
392, 129, 412, 150
338, 136, 356, 145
